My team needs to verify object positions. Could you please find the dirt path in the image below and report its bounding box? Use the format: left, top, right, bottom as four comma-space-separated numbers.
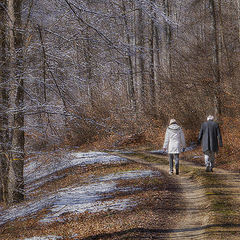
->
116, 151, 240, 240
203, 167, 240, 239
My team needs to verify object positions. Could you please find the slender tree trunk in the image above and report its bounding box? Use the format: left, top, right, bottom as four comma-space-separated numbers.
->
166, 0, 172, 77
209, 0, 221, 119
161, 0, 173, 78
0, 0, 5, 202
154, 16, 162, 112
237, 0, 240, 41
83, 28, 95, 109
122, 0, 136, 111
0, 0, 10, 204
36, 25, 48, 148
37, 25, 47, 103
7, 0, 25, 204
149, 0, 156, 117
217, 0, 233, 74
137, 7, 147, 112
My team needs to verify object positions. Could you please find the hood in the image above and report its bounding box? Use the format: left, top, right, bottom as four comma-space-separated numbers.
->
168, 123, 181, 131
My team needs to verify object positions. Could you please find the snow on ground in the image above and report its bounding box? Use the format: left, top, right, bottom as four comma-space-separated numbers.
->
24, 151, 128, 192
70, 152, 127, 165
0, 194, 56, 225
193, 155, 203, 159
185, 142, 198, 152
149, 149, 167, 155
0, 152, 160, 227
40, 170, 157, 224
97, 170, 157, 182
22, 236, 62, 240
39, 182, 120, 223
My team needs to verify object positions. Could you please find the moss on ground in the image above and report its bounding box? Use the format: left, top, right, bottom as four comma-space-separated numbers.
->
176, 161, 238, 233
122, 150, 240, 239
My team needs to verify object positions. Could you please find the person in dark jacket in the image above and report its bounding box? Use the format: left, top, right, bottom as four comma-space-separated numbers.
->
198, 115, 223, 172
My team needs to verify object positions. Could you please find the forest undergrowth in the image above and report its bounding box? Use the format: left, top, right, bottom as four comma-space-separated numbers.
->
82, 115, 240, 173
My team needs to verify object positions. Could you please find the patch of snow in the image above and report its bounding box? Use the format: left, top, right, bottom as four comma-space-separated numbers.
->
0, 152, 159, 226
25, 175, 66, 194
40, 182, 139, 223
149, 149, 167, 155
41, 198, 136, 223
0, 182, 116, 225
0, 180, 139, 225
70, 152, 128, 166
40, 170, 157, 223
107, 149, 134, 154
22, 236, 62, 240
24, 152, 128, 186
193, 155, 202, 159
48, 182, 117, 209
97, 170, 159, 182
185, 142, 197, 152
118, 186, 142, 192
0, 195, 56, 226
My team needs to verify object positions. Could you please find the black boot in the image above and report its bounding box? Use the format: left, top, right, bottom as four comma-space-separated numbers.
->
176, 169, 179, 175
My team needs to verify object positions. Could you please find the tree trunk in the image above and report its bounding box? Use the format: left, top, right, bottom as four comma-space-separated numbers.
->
83, 28, 95, 109
163, 0, 172, 77
209, 0, 221, 119
0, 0, 10, 203
36, 25, 48, 149
149, 0, 156, 117
7, 0, 25, 204
137, 7, 147, 112
217, 0, 233, 75
237, 0, 240, 41
122, 0, 136, 112
154, 15, 162, 113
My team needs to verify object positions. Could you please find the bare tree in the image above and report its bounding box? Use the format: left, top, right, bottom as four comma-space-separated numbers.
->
6, 0, 25, 204
209, 0, 221, 119
122, 0, 137, 111
0, 0, 10, 204
149, 0, 157, 117
136, 5, 147, 112
0, 0, 239, 206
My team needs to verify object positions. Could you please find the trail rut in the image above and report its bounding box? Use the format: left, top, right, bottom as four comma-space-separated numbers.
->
117, 151, 240, 239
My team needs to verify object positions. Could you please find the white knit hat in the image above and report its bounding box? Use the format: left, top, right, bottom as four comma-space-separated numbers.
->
170, 119, 177, 125
207, 115, 214, 121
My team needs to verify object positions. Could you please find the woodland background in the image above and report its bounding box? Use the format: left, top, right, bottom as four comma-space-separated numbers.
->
0, 0, 240, 205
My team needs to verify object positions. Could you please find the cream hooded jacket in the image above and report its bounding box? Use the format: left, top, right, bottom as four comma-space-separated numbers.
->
163, 123, 186, 154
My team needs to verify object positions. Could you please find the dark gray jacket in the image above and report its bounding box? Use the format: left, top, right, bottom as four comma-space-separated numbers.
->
198, 120, 223, 153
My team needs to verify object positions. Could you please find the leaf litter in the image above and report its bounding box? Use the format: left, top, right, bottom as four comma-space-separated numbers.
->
0, 151, 162, 240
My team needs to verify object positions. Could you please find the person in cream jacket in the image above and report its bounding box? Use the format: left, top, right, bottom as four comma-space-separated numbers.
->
163, 119, 186, 175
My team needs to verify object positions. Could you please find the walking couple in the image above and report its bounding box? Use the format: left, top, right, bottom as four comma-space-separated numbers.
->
163, 116, 223, 175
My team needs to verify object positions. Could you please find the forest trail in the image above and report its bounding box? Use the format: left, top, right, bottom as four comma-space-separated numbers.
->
115, 151, 240, 239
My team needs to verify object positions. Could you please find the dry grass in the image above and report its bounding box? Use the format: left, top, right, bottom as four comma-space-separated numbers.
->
91, 115, 240, 173
0, 151, 181, 240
